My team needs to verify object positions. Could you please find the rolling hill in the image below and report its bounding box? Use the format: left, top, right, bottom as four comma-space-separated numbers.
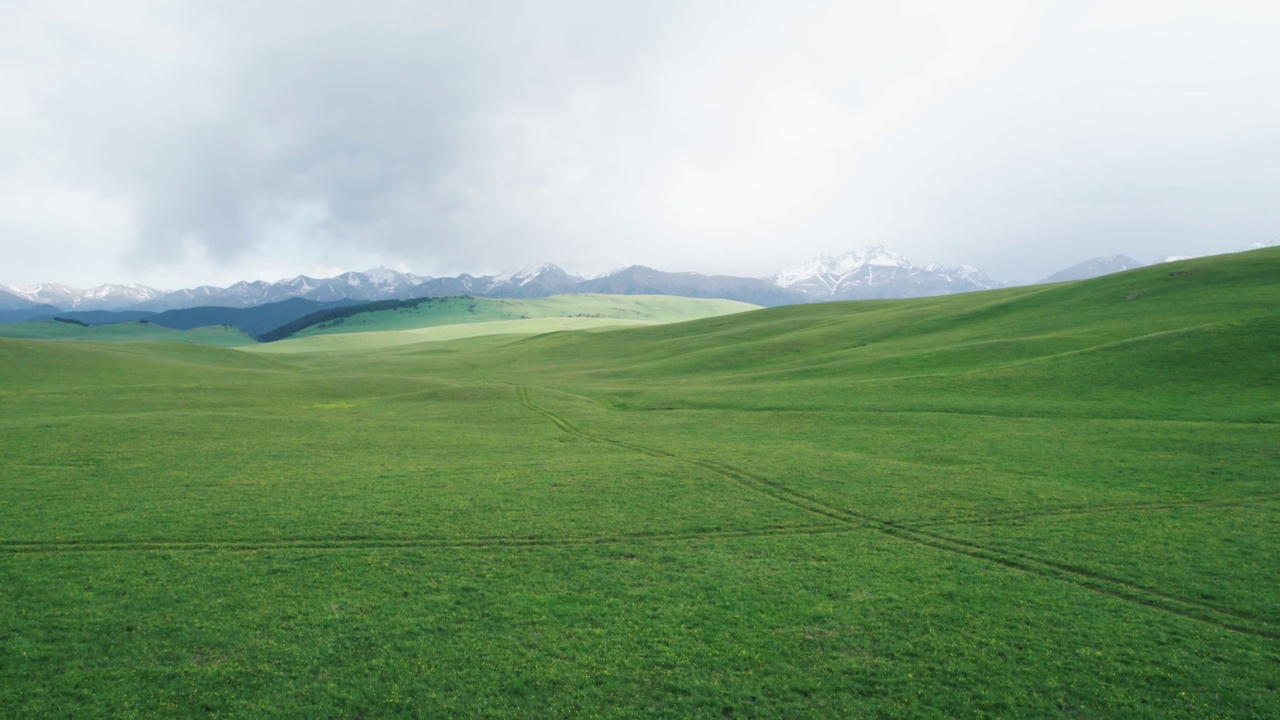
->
492, 247, 1279, 421
0, 319, 256, 346
249, 317, 663, 354
0, 246, 1275, 717
256, 294, 759, 345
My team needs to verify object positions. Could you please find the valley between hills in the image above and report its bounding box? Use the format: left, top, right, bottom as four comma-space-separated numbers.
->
1, 248, 1276, 717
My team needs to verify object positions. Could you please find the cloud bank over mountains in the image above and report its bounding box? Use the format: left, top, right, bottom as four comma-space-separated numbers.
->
4, 240, 1274, 319
2, 245, 995, 312
3, 1, 1278, 288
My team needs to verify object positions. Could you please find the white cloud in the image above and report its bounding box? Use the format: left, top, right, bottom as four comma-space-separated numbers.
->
0, 0, 1276, 287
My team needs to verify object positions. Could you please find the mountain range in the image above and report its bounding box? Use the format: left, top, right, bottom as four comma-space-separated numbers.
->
0, 246, 1001, 316
1038, 255, 1145, 284
5, 242, 1267, 320
1, 282, 163, 311
772, 246, 999, 299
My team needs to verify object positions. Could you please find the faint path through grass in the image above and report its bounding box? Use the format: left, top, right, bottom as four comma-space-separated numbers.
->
0, 523, 852, 555
907, 492, 1280, 528
515, 384, 1280, 641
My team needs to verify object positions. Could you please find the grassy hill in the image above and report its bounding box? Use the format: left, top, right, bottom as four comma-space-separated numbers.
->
269, 293, 758, 341
250, 316, 663, 353
0, 319, 256, 346
0, 248, 1276, 717
492, 249, 1279, 421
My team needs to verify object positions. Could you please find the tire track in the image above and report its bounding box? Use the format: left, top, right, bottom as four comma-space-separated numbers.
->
902, 525, 1275, 625
907, 492, 1280, 529
0, 523, 852, 556
517, 386, 854, 523
517, 385, 1280, 641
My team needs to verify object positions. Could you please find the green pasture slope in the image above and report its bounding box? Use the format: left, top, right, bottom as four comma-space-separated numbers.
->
282, 294, 758, 338
250, 317, 663, 354
250, 294, 757, 353
0, 319, 254, 347
1, 248, 1277, 717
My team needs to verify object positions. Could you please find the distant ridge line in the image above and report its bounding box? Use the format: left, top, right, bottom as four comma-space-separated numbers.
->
6, 245, 1275, 320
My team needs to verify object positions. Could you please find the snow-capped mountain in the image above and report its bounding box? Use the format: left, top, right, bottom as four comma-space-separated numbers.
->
487, 262, 583, 297
0, 288, 56, 311
4, 248, 1006, 319
330, 268, 431, 297
773, 245, 1000, 300
0, 287, 44, 311
1039, 255, 1145, 284
1, 282, 164, 311
129, 267, 430, 311
0, 288, 61, 323
10, 240, 1273, 319
122, 265, 585, 311
576, 265, 805, 306
412, 262, 583, 299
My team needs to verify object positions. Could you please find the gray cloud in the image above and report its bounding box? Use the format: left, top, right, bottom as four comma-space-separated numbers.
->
1, 0, 1277, 287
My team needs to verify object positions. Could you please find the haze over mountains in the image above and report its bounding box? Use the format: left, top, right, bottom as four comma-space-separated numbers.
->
1038, 255, 1146, 284
3, 243, 1270, 318
773, 245, 999, 300
0, 245, 1004, 314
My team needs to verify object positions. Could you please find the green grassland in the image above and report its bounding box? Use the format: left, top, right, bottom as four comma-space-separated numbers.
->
286, 294, 759, 338
250, 294, 758, 353
1, 249, 1277, 717
0, 320, 255, 346
252, 317, 663, 354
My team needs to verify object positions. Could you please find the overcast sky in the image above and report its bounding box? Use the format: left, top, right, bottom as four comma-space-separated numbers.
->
2, 0, 1277, 289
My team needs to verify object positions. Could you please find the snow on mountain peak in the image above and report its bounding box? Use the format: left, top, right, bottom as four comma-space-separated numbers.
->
586, 264, 631, 280
771, 245, 1001, 299
494, 261, 577, 286
856, 244, 912, 268
360, 267, 429, 286
1, 282, 164, 309
774, 245, 914, 288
